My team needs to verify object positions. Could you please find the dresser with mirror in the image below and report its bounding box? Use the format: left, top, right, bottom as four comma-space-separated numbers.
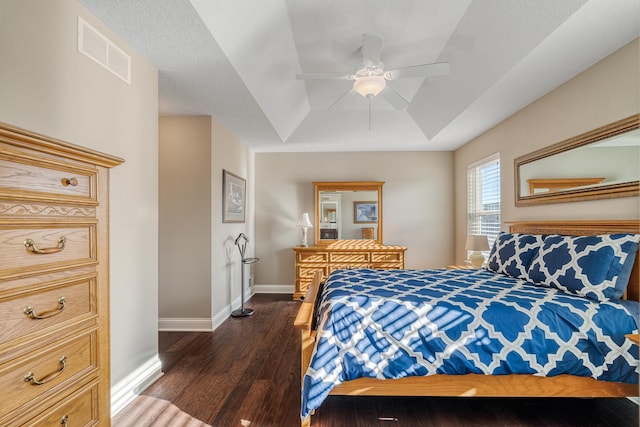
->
292, 181, 406, 300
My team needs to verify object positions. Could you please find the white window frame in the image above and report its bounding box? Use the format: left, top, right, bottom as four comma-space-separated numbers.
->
467, 153, 501, 255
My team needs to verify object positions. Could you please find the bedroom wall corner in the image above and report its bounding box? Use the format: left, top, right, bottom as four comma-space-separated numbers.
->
159, 116, 213, 326
211, 117, 255, 323
453, 38, 640, 264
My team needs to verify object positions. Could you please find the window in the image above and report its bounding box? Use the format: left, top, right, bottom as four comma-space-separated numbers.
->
467, 153, 500, 251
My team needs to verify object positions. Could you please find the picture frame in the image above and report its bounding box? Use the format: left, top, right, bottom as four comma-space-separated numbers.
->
222, 169, 246, 223
353, 201, 378, 223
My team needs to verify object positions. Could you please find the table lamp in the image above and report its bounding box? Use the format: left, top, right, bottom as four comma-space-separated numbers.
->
296, 213, 313, 247
465, 234, 490, 268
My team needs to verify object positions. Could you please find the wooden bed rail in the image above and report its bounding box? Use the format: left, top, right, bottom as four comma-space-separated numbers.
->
294, 271, 322, 427
294, 270, 321, 332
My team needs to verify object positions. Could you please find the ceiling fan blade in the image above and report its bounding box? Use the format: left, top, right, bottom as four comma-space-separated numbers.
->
386, 62, 450, 80
380, 85, 409, 110
362, 34, 383, 67
328, 89, 357, 110
296, 73, 352, 80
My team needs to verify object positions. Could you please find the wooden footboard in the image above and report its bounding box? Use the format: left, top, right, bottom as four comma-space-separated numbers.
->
329, 373, 639, 397
294, 220, 640, 427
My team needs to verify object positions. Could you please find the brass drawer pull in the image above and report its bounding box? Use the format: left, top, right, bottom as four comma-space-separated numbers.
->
24, 236, 66, 254
24, 356, 67, 385
61, 415, 69, 426
24, 296, 66, 319
61, 177, 78, 186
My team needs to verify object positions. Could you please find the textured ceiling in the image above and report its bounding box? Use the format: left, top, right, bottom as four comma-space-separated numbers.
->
79, 0, 639, 152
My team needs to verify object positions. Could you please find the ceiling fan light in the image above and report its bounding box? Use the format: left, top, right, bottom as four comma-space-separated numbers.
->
354, 75, 385, 97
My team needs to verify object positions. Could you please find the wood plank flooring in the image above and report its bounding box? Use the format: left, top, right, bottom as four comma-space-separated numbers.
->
113, 294, 639, 427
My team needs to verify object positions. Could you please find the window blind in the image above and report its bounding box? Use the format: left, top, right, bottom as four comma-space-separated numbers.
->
467, 153, 501, 250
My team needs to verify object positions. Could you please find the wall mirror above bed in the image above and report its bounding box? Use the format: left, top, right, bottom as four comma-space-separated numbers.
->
515, 114, 639, 206
314, 181, 384, 244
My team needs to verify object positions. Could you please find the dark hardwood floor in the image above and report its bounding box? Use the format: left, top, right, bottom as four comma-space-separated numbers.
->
113, 294, 639, 427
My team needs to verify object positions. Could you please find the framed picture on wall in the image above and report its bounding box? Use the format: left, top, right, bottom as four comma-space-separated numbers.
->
222, 169, 246, 223
353, 201, 378, 223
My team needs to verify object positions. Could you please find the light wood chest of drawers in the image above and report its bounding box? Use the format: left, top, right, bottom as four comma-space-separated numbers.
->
0, 123, 122, 426
292, 240, 406, 300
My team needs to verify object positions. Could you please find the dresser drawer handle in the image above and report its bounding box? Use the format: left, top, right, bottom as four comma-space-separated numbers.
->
61, 415, 69, 426
24, 356, 67, 385
24, 296, 66, 319
24, 236, 66, 254
61, 177, 78, 186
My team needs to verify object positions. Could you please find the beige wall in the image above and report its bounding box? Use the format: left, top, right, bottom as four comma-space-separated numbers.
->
454, 38, 640, 264
211, 119, 254, 325
0, 0, 159, 385
159, 117, 212, 319
158, 116, 253, 328
255, 151, 454, 288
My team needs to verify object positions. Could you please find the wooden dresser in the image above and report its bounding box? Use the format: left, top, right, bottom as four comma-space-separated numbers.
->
292, 240, 406, 300
0, 123, 122, 426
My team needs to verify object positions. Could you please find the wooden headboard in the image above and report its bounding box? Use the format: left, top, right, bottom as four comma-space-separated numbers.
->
506, 220, 640, 302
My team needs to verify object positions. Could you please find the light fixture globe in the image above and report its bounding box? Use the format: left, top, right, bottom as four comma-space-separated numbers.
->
353, 75, 386, 97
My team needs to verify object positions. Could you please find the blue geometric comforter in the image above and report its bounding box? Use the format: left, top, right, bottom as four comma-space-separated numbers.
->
301, 268, 639, 418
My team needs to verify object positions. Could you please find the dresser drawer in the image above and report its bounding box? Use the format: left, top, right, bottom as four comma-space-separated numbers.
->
0, 331, 97, 420
297, 265, 328, 279
0, 152, 96, 205
297, 252, 329, 263
329, 263, 370, 272
0, 224, 96, 279
371, 252, 403, 263
26, 381, 99, 427
329, 252, 370, 263
370, 263, 403, 270
0, 277, 95, 347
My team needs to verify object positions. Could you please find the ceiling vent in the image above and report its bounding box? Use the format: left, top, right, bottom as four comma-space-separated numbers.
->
78, 16, 131, 84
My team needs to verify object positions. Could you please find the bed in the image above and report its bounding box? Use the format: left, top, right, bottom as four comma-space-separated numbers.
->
294, 220, 640, 426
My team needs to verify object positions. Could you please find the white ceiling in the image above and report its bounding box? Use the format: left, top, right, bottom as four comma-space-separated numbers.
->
78, 0, 639, 152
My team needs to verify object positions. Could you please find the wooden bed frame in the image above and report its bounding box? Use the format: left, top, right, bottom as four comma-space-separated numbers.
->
294, 220, 640, 426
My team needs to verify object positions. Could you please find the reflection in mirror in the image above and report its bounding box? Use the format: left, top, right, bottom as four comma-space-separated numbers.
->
315, 182, 384, 244
319, 191, 378, 240
520, 128, 640, 196
515, 115, 639, 206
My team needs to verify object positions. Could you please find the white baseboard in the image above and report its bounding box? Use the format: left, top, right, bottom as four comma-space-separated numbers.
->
627, 396, 639, 405
254, 284, 294, 294
211, 304, 230, 331
160, 290, 255, 332
158, 317, 213, 331
111, 355, 163, 417
161, 285, 296, 331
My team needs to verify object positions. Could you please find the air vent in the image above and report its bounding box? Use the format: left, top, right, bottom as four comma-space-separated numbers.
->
78, 16, 131, 84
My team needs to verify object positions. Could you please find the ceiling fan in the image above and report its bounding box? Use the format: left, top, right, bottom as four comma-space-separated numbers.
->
296, 34, 450, 115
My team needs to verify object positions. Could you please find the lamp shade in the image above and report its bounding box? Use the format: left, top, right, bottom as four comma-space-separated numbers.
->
296, 213, 313, 228
465, 234, 490, 252
353, 75, 386, 97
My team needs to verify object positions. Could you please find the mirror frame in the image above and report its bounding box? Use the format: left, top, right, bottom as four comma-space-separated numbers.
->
515, 114, 639, 206
314, 181, 384, 245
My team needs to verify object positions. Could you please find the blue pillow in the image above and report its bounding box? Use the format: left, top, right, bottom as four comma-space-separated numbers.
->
526, 234, 640, 301
485, 232, 545, 279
